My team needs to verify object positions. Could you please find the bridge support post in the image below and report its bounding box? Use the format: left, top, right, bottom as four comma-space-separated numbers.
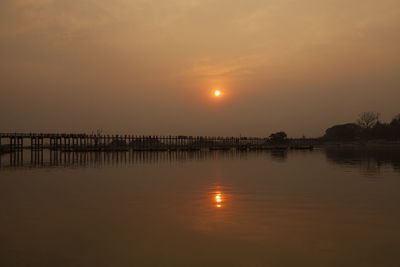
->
10, 137, 14, 151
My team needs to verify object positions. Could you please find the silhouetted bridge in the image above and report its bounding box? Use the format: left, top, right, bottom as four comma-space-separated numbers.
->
0, 133, 313, 153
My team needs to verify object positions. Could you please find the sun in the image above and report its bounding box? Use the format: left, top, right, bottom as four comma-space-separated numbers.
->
214, 90, 221, 97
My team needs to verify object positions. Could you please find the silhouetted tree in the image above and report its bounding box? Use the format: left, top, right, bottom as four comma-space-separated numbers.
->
269, 132, 288, 143
390, 113, 400, 139
357, 112, 380, 129
371, 121, 389, 139
324, 112, 400, 141
390, 114, 400, 126
324, 123, 361, 141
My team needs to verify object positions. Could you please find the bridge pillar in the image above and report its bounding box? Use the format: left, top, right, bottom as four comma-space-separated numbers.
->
19, 137, 23, 150
10, 137, 14, 151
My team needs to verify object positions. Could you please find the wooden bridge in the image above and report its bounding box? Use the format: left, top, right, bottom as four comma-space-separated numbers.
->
0, 133, 272, 152
0, 133, 313, 154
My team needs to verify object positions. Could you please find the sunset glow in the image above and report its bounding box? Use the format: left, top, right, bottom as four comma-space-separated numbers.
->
1, 0, 399, 136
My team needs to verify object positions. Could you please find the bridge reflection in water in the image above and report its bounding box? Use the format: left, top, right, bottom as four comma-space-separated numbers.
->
3, 148, 399, 175
0, 149, 260, 169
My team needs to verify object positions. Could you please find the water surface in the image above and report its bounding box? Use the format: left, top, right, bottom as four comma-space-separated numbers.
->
1, 149, 400, 266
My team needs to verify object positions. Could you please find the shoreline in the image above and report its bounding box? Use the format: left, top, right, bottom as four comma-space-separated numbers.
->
314, 140, 400, 149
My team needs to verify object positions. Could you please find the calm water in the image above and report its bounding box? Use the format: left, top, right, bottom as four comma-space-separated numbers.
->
1, 148, 400, 267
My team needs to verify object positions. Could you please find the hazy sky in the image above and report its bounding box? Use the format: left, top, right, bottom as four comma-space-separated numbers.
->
1, 0, 399, 137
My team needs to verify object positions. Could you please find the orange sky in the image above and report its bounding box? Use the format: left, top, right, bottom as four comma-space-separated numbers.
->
1, 0, 399, 137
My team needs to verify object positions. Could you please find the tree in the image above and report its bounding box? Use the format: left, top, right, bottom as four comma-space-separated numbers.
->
356, 112, 380, 129
390, 113, 400, 126
390, 113, 400, 140
371, 121, 389, 139
324, 123, 361, 141
269, 132, 287, 143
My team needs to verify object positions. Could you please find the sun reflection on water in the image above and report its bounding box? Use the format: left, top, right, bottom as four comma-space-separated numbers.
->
214, 192, 224, 208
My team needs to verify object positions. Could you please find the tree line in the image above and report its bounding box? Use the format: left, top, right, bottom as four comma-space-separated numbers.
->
324, 112, 400, 141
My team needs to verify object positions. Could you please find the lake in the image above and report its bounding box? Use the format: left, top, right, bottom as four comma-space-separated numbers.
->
1, 148, 400, 266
